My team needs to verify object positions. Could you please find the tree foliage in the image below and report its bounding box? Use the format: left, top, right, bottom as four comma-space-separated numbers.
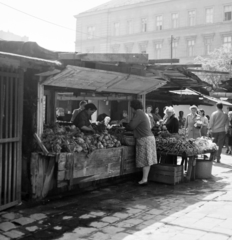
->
194, 46, 232, 88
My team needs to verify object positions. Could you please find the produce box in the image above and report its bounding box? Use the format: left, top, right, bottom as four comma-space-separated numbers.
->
149, 164, 183, 185
122, 136, 135, 146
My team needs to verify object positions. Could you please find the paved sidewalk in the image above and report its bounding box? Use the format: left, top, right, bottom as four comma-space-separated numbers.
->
0, 150, 232, 239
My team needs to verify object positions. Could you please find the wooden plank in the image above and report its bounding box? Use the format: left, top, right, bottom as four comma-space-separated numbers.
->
4, 77, 9, 204
0, 200, 19, 212
187, 69, 229, 75
0, 137, 20, 143
149, 59, 179, 64
36, 155, 45, 198
13, 76, 18, 201
37, 80, 44, 137
34, 133, 49, 155
59, 53, 149, 64
0, 75, 3, 205
42, 157, 55, 198
16, 69, 24, 201
186, 156, 195, 182
8, 77, 13, 202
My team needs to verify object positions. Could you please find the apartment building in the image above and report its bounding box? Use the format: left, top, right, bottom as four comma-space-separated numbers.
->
75, 0, 232, 63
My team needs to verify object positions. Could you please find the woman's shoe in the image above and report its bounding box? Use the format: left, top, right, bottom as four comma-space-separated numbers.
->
138, 181, 148, 186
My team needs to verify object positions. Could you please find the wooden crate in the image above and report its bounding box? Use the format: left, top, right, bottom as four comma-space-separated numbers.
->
149, 164, 183, 185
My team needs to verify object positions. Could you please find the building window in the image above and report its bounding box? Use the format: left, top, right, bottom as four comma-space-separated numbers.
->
141, 18, 147, 32
172, 41, 178, 58
189, 10, 196, 26
172, 13, 179, 28
124, 43, 134, 53
223, 36, 232, 52
139, 41, 148, 54
224, 5, 232, 21
111, 44, 120, 53
113, 22, 120, 36
155, 43, 162, 59
204, 38, 212, 55
127, 20, 133, 34
87, 26, 95, 39
187, 39, 195, 57
156, 15, 163, 30
206, 8, 213, 23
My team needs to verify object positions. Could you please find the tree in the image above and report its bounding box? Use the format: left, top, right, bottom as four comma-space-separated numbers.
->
194, 46, 232, 88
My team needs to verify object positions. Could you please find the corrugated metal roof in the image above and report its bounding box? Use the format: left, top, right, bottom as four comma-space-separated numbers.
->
78, 0, 162, 14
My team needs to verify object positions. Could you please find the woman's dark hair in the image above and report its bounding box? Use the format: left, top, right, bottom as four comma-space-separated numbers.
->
179, 111, 183, 116
84, 103, 97, 111
206, 115, 210, 121
97, 113, 108, 122
199, 109, 205, 116
130, 100, 143, 110
146, 105, 152, 109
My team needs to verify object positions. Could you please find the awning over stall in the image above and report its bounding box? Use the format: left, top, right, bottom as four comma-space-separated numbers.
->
42, 65, 167, 95
169, 88, 232, 106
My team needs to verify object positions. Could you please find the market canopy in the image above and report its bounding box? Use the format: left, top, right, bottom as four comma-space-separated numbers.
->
169, 88, 232, 106
42, 65, 167, 95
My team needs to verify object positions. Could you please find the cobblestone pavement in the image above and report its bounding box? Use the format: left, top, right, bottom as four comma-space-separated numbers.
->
0, 150, 232, 240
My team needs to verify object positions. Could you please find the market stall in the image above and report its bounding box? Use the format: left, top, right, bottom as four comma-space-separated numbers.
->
31, 63, 167, 199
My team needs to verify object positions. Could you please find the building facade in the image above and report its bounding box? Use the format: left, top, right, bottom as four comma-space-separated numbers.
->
75, 0, 232, 63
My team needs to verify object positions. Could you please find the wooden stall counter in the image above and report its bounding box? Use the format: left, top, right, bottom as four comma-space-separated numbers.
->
31, 146, 139, 199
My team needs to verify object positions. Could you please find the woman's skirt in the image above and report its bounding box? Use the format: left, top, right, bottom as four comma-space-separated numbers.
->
136, 136, 157, 168
201, 126, 208, 137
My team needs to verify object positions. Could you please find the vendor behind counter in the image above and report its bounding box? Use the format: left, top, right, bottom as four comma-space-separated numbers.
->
73, 103, 97, 133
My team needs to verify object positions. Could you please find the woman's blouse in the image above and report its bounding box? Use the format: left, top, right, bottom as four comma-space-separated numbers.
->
178, 117, 186, 129
129, 109, 153, 139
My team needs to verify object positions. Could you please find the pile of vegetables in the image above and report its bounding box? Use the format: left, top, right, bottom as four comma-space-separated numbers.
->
156, 132, 218, 156
41, 124, 121, 154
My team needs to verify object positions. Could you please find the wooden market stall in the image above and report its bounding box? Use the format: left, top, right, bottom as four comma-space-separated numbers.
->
32, 58, 168, 199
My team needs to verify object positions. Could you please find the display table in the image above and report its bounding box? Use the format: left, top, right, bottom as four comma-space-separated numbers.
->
31, 146, 138, 199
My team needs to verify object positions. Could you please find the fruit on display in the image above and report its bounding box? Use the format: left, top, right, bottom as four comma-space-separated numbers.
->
41, 124, 121, 154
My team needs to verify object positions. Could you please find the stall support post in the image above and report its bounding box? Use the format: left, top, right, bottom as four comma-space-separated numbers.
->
37, 78, 44, 137
141, 94, 146, 110
186, 156, 196, 182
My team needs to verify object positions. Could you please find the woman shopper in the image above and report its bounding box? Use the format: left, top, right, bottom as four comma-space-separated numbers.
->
145, 105, 155, 129
162, 106, 179, 164
128, 100, 157, 185
184, 105, 201, 139
199, 109, 209, 137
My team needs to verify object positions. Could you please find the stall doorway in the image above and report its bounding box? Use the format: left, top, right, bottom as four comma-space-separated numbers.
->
0, 68, 23, 211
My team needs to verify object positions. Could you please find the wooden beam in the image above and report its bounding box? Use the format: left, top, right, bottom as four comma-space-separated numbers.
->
59, 53, 149, 64
149, 59, 179, 64
187, 69, 229, 75
37, 78, 44, 137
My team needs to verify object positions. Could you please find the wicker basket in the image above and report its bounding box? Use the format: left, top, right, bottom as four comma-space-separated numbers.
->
122, 136, 135, 146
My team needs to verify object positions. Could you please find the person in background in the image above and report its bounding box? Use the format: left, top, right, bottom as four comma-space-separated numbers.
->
119, 110, 129, 124
184, 105, 201, 139
226, 111, 232, 154
71, 100, 87, 122
128, 100, 157, 185
153, 107, 162, 124
199, 109, 209, 137
208, 103, 229, 163
206, 115, 210, 121
178, 111, 186, 129
146, 105, 155, 129
73, 103, 97, 133
162, 106, 179, 164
